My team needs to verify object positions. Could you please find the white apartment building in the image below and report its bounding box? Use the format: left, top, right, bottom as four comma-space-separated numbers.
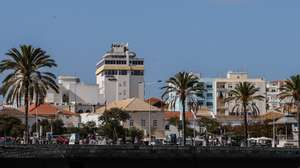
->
214, 71, 267, 116
45, 75, 103, 107
96, 43, 144, 103
266, 80, 292, 112
266, 80, 283, 112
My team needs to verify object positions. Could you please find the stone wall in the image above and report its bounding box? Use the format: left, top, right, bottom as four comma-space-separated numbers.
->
1, 145, 300, 168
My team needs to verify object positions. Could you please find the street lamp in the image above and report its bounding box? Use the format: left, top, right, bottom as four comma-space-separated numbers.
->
139, 80, 162, 144
191, 108, 197, 146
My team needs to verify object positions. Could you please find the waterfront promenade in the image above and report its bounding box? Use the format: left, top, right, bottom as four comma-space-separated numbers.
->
1, 145, 300, 168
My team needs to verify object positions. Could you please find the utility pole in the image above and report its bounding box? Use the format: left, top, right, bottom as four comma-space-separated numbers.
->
191, 108, 197, 146
140, 80, 162, 144
272, 116, 276, 147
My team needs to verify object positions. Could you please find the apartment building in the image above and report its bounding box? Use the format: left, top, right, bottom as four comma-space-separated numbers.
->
266, 80, 292, 112
96, 43, 144, 103
214, 71, 267, 116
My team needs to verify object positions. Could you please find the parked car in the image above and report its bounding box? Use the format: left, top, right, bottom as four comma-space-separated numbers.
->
52, 135, 69, 144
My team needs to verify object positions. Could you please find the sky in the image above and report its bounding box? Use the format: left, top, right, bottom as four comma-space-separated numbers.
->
0, 0, 300, 98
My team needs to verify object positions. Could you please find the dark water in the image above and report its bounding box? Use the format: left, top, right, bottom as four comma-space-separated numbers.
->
2, 158, 300, 168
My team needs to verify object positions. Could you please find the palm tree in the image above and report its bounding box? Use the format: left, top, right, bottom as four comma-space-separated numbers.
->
278, 75, 300, 147
161, 72, 205, 145
0, 45, 59, 143
225, 82, 264, 147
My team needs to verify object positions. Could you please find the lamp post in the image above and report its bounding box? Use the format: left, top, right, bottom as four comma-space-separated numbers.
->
272, 115, 276, 147
191, 108, 197, 146
139, 80, 162, 144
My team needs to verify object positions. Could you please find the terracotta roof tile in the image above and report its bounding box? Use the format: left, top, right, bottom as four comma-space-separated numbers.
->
20, 103, 77, 116
96, 98, 161, 113
0, 107, 34, 117
164, 111, 194, 121
145, 97, 165, 105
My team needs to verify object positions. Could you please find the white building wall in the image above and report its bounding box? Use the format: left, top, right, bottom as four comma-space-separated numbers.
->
80, 113, 102, 126
96, 43, 145, 103
45, 76, 104, 105
68, 84, 103, 105
57, 114, 80, 128
129, 76, 144, 98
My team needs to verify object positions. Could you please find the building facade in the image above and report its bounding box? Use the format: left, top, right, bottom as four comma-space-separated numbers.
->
96, 43, 144, 103
45, 75, 103, 113
266, 80, 292, 112
214, 71, 267, 116
94, 98, 165, 139
167, 74, 215, 115
199, 78, 215, 113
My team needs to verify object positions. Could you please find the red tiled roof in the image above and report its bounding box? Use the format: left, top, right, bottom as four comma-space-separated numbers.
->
0, 107, 34, 117
145, 97, 165, 105
20, 103, 77, 116
164, 111, 194, 121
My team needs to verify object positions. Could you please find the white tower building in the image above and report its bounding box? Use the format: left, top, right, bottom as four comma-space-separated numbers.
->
96, 43, 145, 103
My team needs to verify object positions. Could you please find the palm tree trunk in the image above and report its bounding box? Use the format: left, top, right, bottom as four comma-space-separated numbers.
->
243, 102, 248, 147
24, 82, 29, 144
182, 99, 186, 146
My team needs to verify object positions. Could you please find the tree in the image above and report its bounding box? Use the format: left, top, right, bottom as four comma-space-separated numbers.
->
0, 45, 59, 143
51, 119, 65, 135
98, 108, 130, 143
161, 71, 205, 145
125, 127, 144, 144
85, 121, 97, 134
278, 74, 300, 147
225, 82, 265, 147
224, 122, 273, 139
198, 117, 220, 134
0, 115, 25, 137
168, 116, 190, 129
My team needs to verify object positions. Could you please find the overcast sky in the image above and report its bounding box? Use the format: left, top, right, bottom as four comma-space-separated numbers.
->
0, 0, 299, 97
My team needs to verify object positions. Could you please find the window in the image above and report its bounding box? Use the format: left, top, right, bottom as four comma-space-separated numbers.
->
105, 70, 118, 75
141, 119, 146, 127
119, 70, 127, 75
105, 60, 126, 65
206, 84, 212, 89
62, 94, 69, 104
207, 93, 213, 98
206, 102, 213, 106
123, 90, 126, 95
129, 120, 134, 127
130, 60, 144, 65
219, 84, 225, 88
165, 125, 170, 130
123, 81, 126, 86
153, 120, 158, 128
131, 70, 144, 76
